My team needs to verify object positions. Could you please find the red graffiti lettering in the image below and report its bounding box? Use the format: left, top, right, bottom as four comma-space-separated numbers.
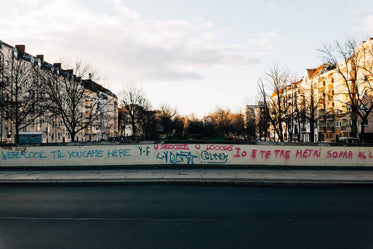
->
206, 145, 233, 152
274, 150, 290, 160
160, 144, 189, 150
251, 149, 257, 159
326, 150, 353, 159
260, 150, 271, 160
358, 151, 366, 159
234, 147, 247, 158
295, 149, 321, 159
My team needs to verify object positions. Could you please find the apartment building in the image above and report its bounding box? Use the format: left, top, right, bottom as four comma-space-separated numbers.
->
269, 38, 373, 143
83, 79, 118, 141
0, 40, 118, 143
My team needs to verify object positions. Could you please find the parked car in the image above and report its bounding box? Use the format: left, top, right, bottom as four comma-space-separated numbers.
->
338, 137, 360, 144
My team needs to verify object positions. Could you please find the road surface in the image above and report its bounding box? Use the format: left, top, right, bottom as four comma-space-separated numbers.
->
0, 184, 372, 249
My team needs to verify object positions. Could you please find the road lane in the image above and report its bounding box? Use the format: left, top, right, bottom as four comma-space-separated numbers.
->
0, 185, 372, 249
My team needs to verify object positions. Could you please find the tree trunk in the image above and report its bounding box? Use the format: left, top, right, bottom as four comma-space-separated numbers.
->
15, 124, 19, 144
131, 120, 137, 141
310, 121, 315, 143
70, 132, 76, 142
351, 113, 358, 138
361, 119, 366, 143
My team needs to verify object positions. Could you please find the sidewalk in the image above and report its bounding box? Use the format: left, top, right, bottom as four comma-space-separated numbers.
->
1, 168, 373, 186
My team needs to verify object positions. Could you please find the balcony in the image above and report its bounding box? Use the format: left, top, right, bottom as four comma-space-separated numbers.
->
318, 127, 326, 132
339, 126, 348, 131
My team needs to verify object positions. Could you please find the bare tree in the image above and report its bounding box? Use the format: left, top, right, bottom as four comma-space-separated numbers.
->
2, 53, 47, 143
230, 112, 245, 139
298, 65, 334, 142
245, 105, 258, 141
319, 37, 373, 142
283, 83, 298, 142
42, 63, 102, 142
184, 114, 203, 138
120, 87, 149, 141
257, 101, 270, 141
172, 115, 185, 138
159, 104, 177, 139
298, 80, 318, 142
257, 65, 291, 142
118, 106, 129, 137
208, 107, 232, 138
138, 98, 157, 140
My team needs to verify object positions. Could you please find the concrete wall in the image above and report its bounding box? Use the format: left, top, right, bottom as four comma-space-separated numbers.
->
1, 143, 373, 167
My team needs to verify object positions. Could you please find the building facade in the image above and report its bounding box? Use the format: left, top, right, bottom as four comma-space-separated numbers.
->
268, 38, 373, 143
0, 40, 118, 143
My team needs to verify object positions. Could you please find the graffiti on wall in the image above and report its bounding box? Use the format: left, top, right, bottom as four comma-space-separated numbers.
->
1, 143, 373, 166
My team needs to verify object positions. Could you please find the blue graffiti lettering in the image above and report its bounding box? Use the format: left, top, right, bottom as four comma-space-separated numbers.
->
50, 150, 66, 159
138, 146, 150, 156
1, 150, 47, 160
68, 150, 104, 159
23, 151, 47, 159
156, 151, 197, 165
107, 149, 131, 158
1, 151, 22, 160
200, 150, 228, 164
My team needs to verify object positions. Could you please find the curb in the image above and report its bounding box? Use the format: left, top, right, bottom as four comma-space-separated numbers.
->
1, 178, 373, 186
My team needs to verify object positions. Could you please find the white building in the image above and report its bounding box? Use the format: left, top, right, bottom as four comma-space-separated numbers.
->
0, 40, 118, 143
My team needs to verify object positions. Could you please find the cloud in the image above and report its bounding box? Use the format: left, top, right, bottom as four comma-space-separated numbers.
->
0, 0, 260, 91
248, 32, 280, 50
266, 1, 314, 18
359, 14, 373, 33
266, 2, 282, 15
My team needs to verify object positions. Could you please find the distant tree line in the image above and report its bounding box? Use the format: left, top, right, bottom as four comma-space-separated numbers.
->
118, 87, 254, 141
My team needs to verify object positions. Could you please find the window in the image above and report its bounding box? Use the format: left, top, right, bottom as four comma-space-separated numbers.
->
359, 120, 369, 126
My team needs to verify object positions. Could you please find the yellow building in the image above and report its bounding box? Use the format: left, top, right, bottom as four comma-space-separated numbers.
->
268, 38, 373, 143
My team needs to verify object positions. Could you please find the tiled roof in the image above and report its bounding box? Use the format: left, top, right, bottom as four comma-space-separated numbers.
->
82, 79, 117, 99
306, 64, 326, 79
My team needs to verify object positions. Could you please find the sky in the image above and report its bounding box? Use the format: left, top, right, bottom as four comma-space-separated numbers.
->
1, 0, 373, 118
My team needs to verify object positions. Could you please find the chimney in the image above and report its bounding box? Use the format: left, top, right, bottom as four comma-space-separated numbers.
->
15, 45, 25, 56
53, 63, 61, 70
36, 54, 44, 63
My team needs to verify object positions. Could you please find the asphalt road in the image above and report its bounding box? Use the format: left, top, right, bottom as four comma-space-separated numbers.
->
0, 185, 373, 249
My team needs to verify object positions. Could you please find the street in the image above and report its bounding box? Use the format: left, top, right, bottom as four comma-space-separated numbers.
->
0, 184, 373, 249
